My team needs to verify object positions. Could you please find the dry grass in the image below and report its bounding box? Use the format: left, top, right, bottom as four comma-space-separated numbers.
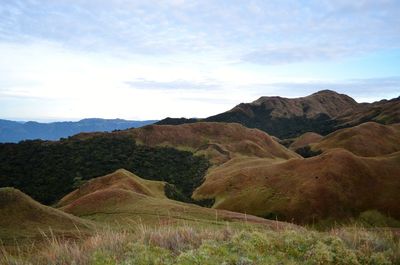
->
73, 122, 300, 165
312, 122, 400, 157
289, 132, 323, 150
54, 168, 292, 230
0, 223, 235, 265
0, 188, 93, 242
1, 222, 398, 265
58, 169, 166, 208
194, 148, 400, 223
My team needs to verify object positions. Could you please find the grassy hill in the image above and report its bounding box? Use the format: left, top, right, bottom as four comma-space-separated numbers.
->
311, 122, 400, 157
57, 169, 287, 229
193, 148, 400, 224
0, 122, 299, 207
289, 132, 323, 150
58, 169, 167, 208
1, 133, 400, 264
103, 122, 299, 164
0, 187, 93, 242
1, 179, 399, 264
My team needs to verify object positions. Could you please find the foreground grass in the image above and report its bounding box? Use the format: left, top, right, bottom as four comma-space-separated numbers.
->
1, 224, 399, 265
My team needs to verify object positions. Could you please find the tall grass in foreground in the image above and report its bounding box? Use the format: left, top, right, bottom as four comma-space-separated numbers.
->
1, 223, 399, 265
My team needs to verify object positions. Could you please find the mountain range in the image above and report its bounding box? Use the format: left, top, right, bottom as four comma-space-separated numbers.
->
158, 90, 400, 139
0, 118, 157, 143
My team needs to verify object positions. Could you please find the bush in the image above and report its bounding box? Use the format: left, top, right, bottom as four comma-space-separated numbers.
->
359, 210, 400, 227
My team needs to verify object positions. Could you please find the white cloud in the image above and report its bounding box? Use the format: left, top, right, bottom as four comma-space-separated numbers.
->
0, 40, 255, 120
1, 0, 399, 63
0, 1, 399, 120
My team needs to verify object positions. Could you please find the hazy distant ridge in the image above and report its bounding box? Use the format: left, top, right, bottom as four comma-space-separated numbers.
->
0, 118, 157, 143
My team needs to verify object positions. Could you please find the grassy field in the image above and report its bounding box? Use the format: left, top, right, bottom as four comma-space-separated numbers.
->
1, 222, 399, 265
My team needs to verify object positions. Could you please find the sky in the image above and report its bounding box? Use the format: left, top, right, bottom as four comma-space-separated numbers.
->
0, 0, 399, 121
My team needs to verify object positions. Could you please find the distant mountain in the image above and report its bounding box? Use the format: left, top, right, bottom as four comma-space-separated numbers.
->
205, 90, 358, 139
157, 90, 400, 139
156, 117, 200, 125
0, 118, 157, 143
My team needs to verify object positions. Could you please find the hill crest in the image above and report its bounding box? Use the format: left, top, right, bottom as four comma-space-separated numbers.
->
312, 122, 400, 157
57, 169, 167, 208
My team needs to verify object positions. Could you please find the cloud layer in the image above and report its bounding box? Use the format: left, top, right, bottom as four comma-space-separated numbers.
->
0, 0, 399, 120
1, 0, 400, 63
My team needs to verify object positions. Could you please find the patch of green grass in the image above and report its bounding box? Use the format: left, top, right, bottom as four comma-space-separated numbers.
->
310, 210, 400, 230
358, 210, 400, 228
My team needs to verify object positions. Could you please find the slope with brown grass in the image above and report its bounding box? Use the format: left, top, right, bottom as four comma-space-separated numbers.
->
72, 122, 300, 165
0, 187, 92, 242
193, 148, 400, 223
337, 96, 400, 126
312, 122, 400, 157
289, 132, 323, 150
57, 169, 166, 207
124, 122, 299, 164
158, 91, 399, 139
203, 90, 360, 138
58, 169, 294, 230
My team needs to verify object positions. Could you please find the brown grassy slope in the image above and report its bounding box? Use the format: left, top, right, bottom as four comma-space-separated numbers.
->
289, 132, 323, 150
0, 188, 92, 241
57, 169, 166, 207
337, 96, 400, 126
193, 148, 400, 223
312, 122, 400, 157
72, 122, 300, 165
125, 122, 300, 164
248, 90, 359, 119
59, 169, 294, 230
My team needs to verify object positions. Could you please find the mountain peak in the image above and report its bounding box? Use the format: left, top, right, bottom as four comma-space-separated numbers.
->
310, 89, 339, 96
206, 90, 360, 138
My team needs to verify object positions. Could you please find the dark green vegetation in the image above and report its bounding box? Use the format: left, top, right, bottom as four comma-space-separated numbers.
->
156, 117, 200, 125
206, 110, 337, 139
0, 134, 209, 205
294, 145, 322, 157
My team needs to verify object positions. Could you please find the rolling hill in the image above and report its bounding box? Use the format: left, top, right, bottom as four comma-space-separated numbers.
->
0, 187, 93, 242
193, 148, 400, 223
0, 122, 298, 207
57, 169, 168, 208
57, 169, 293, 229
192, 122, 400, 223
118, 122, 299, 164
289, 132, 323, 151
1, 118, 399, 226
311, 122, 400, 157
